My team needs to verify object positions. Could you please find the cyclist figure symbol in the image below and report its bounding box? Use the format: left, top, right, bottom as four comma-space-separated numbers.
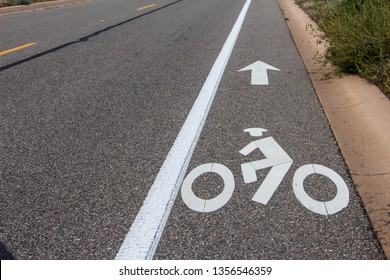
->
181, 128, 349, 215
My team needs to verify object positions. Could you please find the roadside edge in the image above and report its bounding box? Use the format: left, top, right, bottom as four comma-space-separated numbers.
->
278, 0, 390, 258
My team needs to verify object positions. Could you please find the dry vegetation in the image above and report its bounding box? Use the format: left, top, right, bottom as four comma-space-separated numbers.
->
296, 0, 390, 95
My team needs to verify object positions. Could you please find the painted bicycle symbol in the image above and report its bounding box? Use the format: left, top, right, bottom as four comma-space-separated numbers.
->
181, 128, 349, 215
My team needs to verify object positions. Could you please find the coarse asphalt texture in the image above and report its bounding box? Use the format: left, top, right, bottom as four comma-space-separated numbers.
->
0, 0, 387, 259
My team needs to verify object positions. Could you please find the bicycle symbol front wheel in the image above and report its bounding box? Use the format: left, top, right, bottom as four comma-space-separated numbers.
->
293, 164, 349, 215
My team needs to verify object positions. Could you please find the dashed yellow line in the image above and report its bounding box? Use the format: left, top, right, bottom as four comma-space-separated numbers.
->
137, 4, 156, 11
0, 42, 37, 56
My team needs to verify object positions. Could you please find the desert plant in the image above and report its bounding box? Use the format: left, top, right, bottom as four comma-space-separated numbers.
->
297, 0, 390, 95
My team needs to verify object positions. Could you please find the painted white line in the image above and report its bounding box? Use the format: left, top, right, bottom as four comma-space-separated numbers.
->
115, 0, 252, 260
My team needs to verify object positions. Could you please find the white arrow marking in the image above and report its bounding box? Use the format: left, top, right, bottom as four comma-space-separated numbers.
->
238, 61, 280, 85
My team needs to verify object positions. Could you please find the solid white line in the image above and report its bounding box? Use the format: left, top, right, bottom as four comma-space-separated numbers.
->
115, 0, 252, 260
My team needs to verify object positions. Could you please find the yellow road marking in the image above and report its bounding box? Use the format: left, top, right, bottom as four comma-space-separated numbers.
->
0, 42, 37, 56
137, 4, 156, 11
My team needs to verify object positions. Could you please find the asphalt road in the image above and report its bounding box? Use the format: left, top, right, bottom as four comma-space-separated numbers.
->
0, 0, 386, 259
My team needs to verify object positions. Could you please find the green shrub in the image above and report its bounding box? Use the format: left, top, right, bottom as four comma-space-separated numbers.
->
297, 0, 390, 95
17, 0, 31, 5
0, 0, 31, 6
0, 0, 55, 7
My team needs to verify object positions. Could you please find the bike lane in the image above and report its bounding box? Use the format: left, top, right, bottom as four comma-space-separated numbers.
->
153, 0, 385, 259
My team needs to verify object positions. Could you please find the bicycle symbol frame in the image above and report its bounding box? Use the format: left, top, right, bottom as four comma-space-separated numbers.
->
181, 128, 349, 215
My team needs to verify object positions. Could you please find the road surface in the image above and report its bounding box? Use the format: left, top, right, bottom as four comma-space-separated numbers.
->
0, 0, 385, 259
